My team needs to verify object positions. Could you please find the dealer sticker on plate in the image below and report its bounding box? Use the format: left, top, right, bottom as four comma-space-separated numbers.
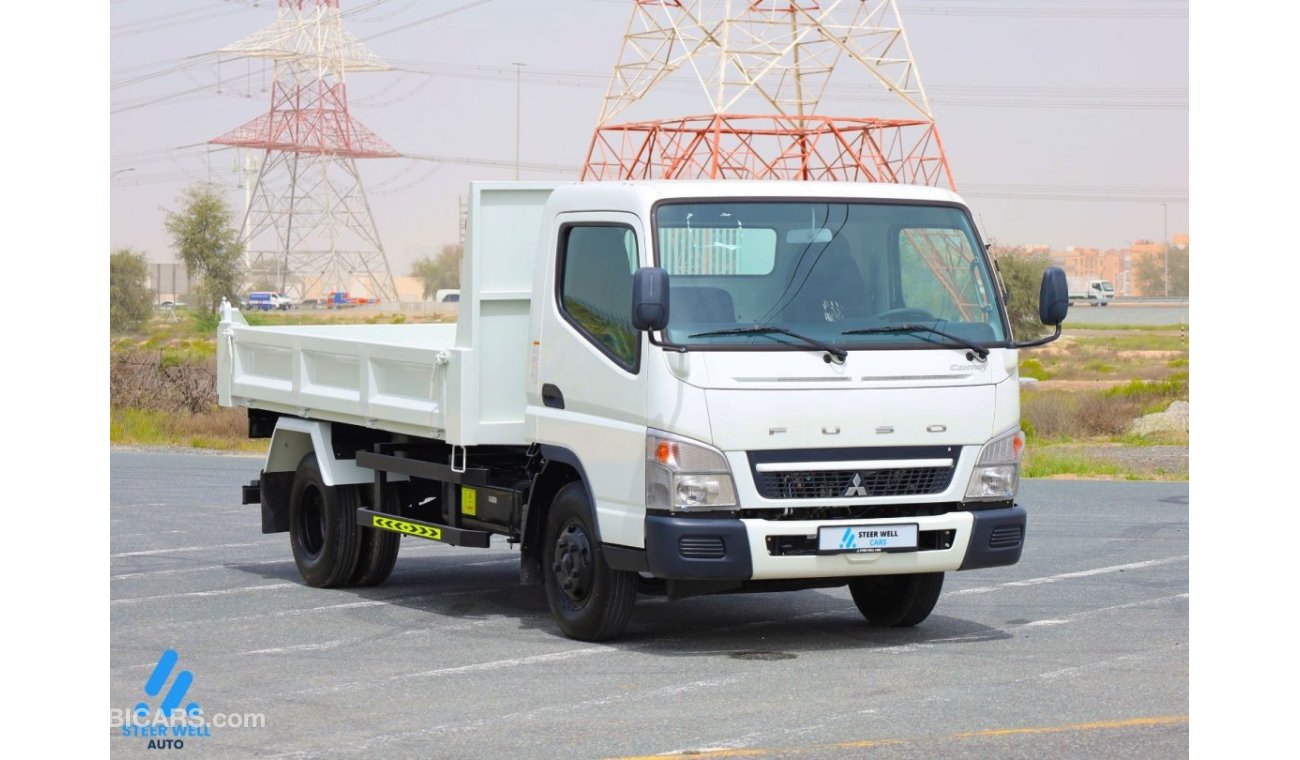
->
818, 524, 918, 553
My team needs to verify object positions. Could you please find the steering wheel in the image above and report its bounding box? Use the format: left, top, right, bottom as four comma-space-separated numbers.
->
873, 307, 935, 323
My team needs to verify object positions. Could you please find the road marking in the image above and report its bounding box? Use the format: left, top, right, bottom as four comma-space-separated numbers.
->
278, 647, 616, 698
112, 582, 298, 605
241, 639, 353, 656
608, 716, 1189, 759
951, 715, 1188, 739
111, 559, 291, 580
1021, 593, 1188, 628
111, 541, 267, 558
112, 530, 189, 539
1037, 651, 1167, 681
947, 555, 1188, 596
256, 678, 741, 758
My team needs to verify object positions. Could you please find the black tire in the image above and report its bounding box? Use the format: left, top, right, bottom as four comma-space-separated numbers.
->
288, 453, 361, 588
350, 483, 402, 587
542, 483, 637, 641
848, 572, 944, 627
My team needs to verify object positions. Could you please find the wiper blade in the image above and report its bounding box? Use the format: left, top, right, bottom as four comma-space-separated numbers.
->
689, 325, 848, 362
840, 323, 990, 360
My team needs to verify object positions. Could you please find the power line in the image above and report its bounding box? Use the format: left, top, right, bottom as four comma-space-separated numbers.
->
580, 0, 1189, 19
361, 0, 495, 42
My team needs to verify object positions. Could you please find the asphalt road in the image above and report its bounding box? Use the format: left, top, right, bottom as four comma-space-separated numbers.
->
110, 449, 1188, 759
1062, 302, 1188, 327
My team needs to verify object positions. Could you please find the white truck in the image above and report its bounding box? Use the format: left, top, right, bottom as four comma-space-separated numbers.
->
1067, 277, 1114, 306
219, 180, 1069, 641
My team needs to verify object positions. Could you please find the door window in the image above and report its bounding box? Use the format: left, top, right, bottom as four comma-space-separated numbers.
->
558, 225, 639, 371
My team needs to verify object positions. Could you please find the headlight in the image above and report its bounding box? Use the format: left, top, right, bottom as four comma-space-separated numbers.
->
964, 428, 1024, 501
646, 430, 738, 511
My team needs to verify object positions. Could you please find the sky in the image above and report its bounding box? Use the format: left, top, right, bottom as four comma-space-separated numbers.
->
109, 0, 1189, 273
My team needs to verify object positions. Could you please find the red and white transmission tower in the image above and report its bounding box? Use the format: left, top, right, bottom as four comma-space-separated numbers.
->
212, 0, 400, 303
582, 0, 954, 188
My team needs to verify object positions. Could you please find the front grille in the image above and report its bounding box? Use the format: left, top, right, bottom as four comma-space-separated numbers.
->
989, 525, 1023, 549
741, 503, 954, 521
679, 535, 726, 559
754, 467, 954, 500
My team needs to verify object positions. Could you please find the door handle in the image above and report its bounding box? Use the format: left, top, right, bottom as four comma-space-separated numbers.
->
541, 383, 565, 409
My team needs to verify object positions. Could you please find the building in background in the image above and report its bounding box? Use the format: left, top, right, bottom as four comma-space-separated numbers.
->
147, 262, 190, 304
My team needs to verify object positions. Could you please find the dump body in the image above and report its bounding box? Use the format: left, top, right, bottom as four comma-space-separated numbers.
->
219, 183, 558, 446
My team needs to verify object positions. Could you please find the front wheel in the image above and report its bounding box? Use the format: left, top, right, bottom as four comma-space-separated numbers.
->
848, 572, 944, 627
542, 483, 637, 641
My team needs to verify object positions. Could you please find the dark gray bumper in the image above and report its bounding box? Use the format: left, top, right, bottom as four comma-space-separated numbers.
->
643, 514, 753, 580
958, 504, 1027, 570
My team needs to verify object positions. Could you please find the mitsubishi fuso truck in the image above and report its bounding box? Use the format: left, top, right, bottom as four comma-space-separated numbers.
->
219, 180, 1069, 641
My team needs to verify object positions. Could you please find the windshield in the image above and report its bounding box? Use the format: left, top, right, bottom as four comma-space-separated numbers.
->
654, 201, 1008, 351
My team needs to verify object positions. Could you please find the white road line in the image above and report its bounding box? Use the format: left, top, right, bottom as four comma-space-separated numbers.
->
241, 639, 354, 656
112, 582, 299, 605
946, 555, 1189, 596
264, 677, 743, 758
112, 530, 189, 539
111, 559, 290, 581
111, 542, 268, 558
1021, 592, 1188, 628
1037, 650, 1176, 681
291, 647, 615, 698
114, 588, 508, 631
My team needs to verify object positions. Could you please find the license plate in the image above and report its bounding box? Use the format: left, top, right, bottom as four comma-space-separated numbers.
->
818, 524, 918, 553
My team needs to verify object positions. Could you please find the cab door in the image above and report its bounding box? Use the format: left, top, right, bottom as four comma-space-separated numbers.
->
528, 212, 648, 548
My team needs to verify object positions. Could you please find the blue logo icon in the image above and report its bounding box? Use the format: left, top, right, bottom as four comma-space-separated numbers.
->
136, 649, 200, 720
839, 528, 857, 550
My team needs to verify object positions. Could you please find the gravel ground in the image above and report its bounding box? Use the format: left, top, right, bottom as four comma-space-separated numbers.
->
1043, 444, 1189, 479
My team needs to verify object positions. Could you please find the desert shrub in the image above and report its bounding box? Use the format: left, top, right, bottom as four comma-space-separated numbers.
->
111, 351, 216, 414
1075, 393, 1141, 436
1022, 388, 1143, 440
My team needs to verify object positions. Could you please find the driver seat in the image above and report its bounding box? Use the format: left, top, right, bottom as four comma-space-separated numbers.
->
777, 237, 872, 323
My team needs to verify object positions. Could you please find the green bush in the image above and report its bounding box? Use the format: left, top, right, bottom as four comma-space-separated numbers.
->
990, 248, 1050, 341
1020, 358, 1052, 381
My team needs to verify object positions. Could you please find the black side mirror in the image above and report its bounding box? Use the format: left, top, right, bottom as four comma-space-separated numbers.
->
632, 267, 670, 331
1039, 267, 1069, 326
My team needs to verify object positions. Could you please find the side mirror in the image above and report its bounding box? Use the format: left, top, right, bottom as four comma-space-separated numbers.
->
632, 266, 670, 332
1039, 266, 1069, 326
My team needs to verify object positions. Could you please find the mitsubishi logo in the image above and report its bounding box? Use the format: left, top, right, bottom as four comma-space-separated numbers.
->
844, 473, 869, 497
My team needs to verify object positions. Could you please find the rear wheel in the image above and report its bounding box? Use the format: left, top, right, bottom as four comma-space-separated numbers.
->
848, 572, 944, 627
288, 453, 360, 588
542, 483, 637, 641
350, 484, 402, 587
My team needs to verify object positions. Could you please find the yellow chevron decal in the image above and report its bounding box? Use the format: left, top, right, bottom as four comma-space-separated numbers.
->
371, 515, 442, 541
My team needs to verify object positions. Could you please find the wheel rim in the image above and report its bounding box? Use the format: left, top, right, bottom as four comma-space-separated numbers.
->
297, 485, 326, 559
552, 518, 594, 608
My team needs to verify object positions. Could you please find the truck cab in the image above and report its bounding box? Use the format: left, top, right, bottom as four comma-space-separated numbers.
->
220, 180, 1068, 641
527, 181, 1025, 620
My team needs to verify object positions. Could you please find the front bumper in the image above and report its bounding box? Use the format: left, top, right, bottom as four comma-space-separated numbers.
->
640, 505, 1026, 581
